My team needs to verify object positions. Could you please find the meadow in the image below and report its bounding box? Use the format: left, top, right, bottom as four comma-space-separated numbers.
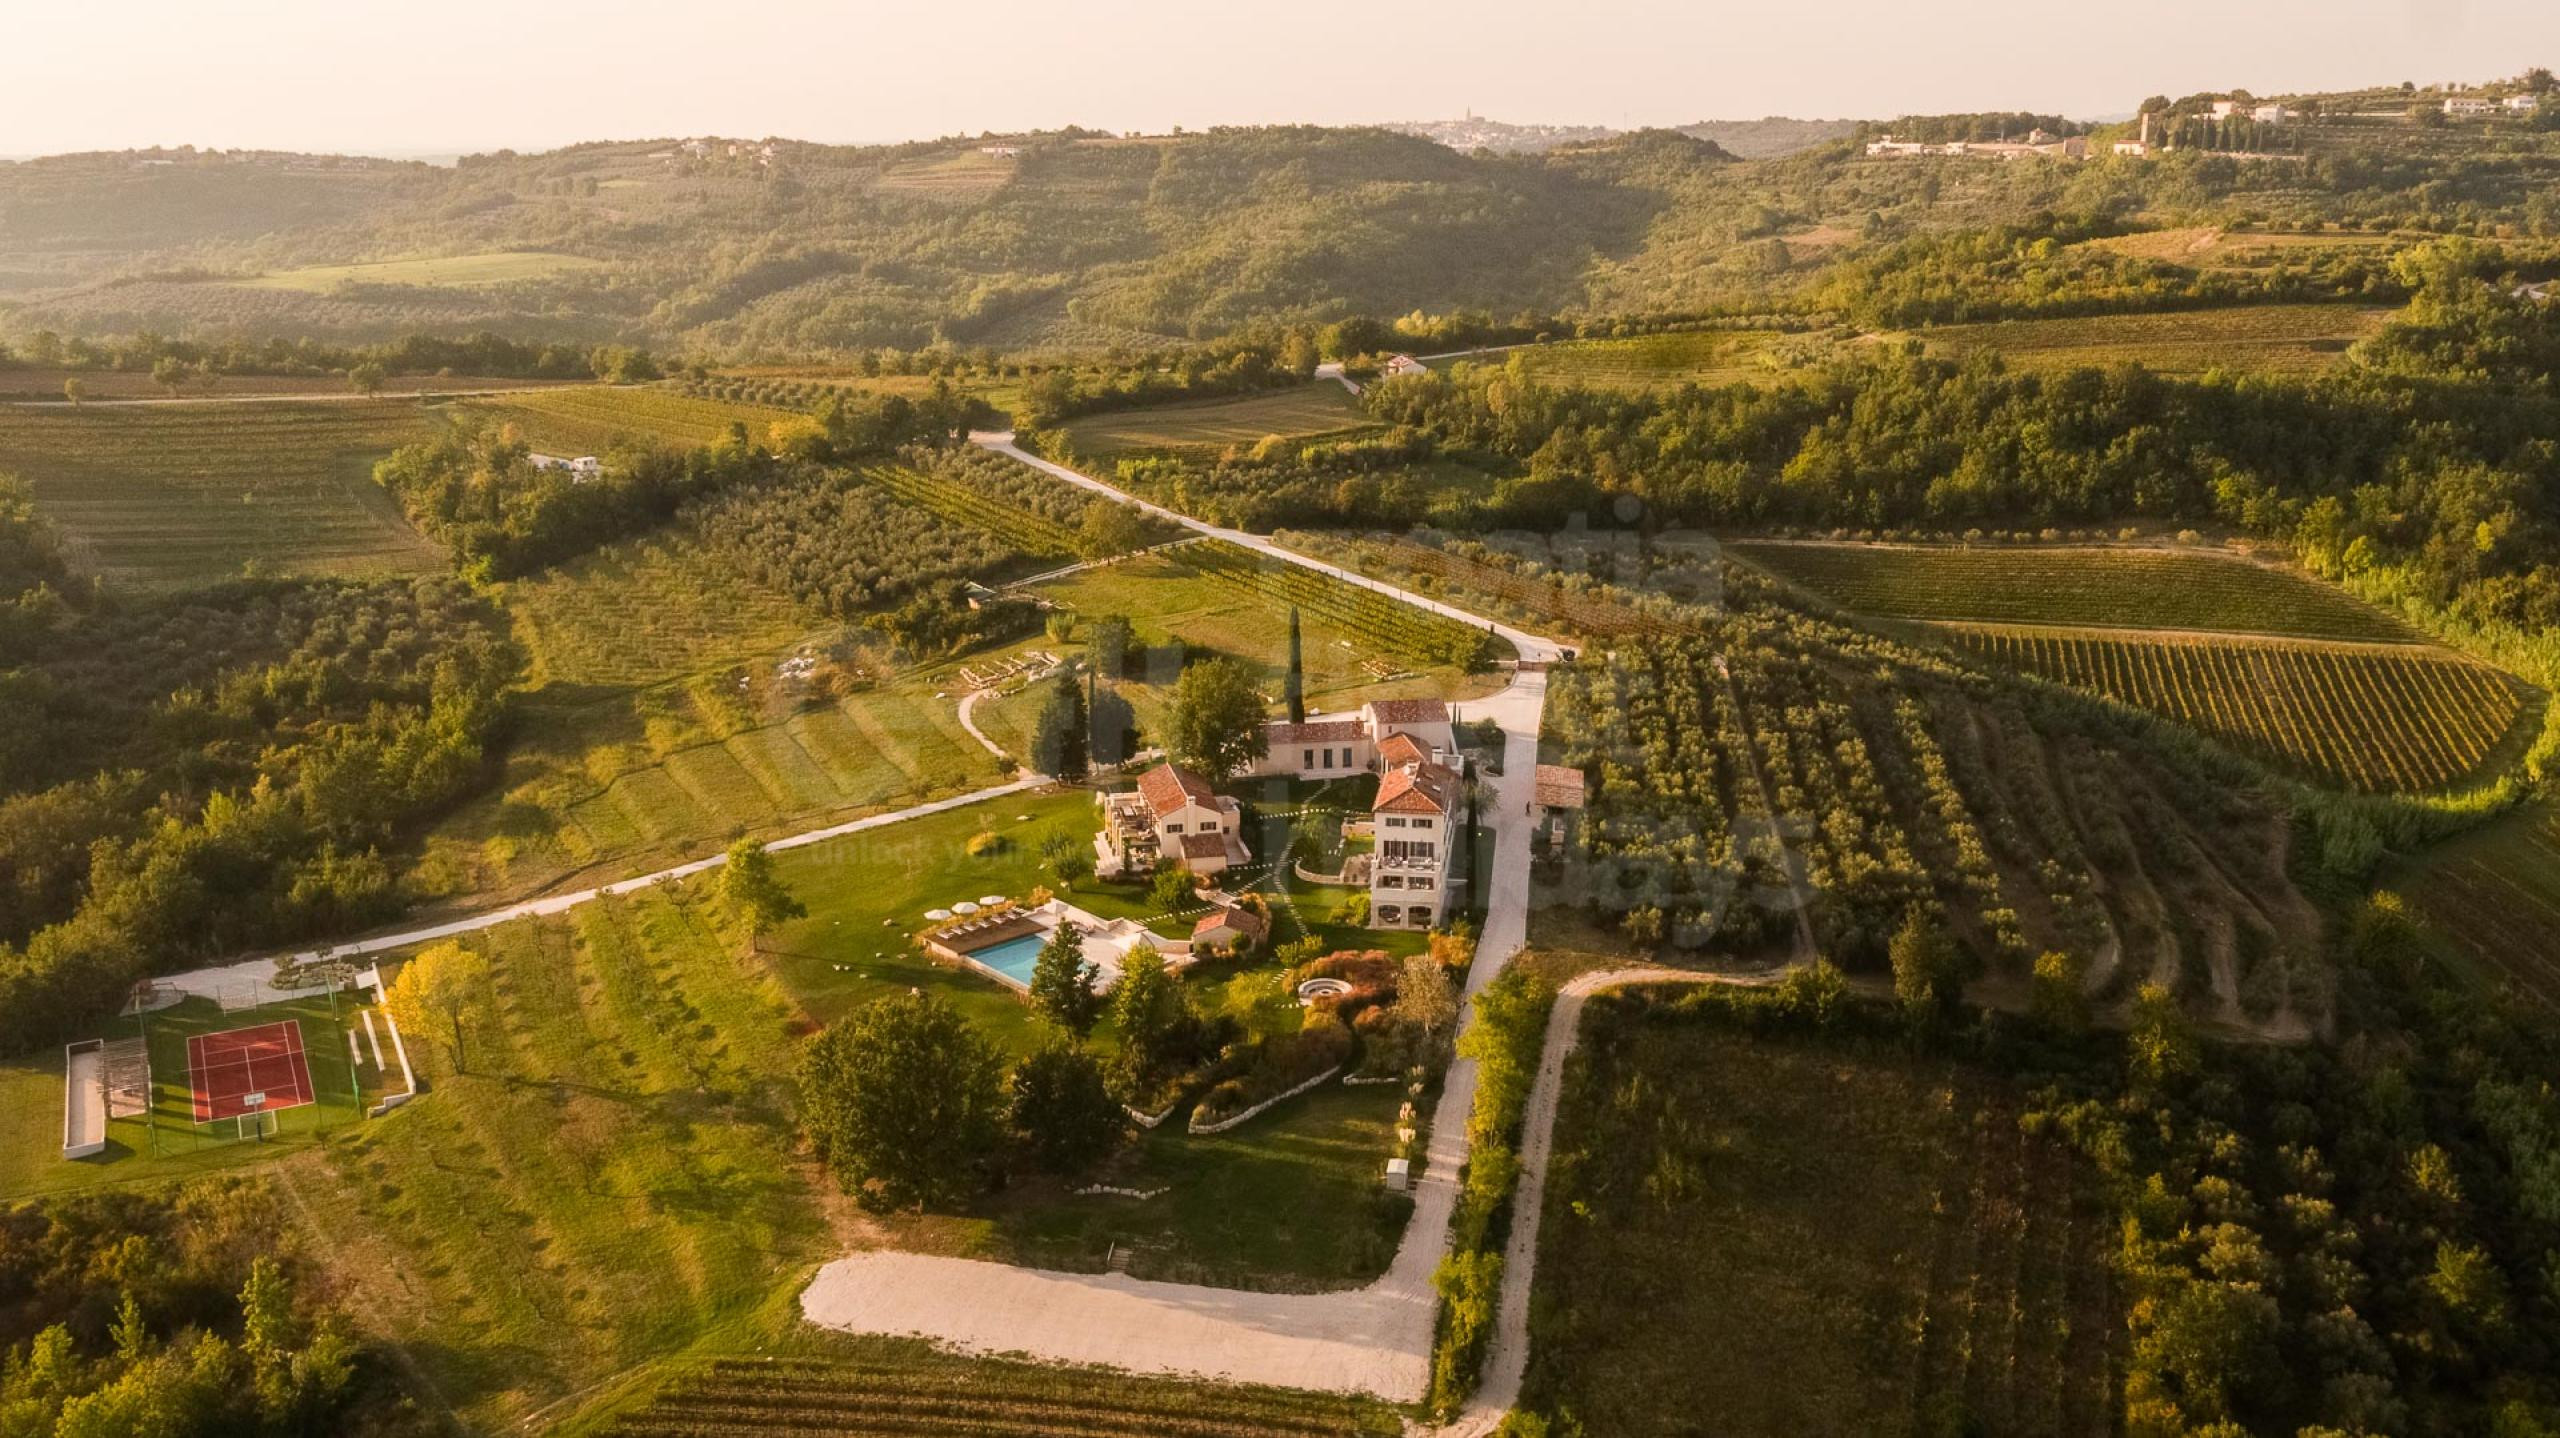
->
1945, 624, 2535, 792
1917, 302, 2389, 377
0, 399, 442, 588
2073, 226, 2398, 268
2396, 803, 2560, 1009
1522, 997, 2117, 1437
1732, 540, 2411, 640
233, 249, 609, 291
459, 385, 801, 452
1057, 384, 1374, 459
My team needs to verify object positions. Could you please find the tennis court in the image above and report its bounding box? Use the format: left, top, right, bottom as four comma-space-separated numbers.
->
186, 1021, 315, 1124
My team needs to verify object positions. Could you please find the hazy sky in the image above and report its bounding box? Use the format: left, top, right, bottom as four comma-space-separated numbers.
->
4, 0, 2552, 157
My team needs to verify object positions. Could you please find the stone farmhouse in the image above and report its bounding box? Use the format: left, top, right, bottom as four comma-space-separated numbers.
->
1095, 763, 1249, 880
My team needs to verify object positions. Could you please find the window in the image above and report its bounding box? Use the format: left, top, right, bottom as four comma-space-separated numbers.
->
1378, 905, 1403, 924
1303, 748, 1314, 768
1199, 820, 1218, 833
1378, 875, 1404, 890
1322, 747, 1334, 768
1163, 823, 1183, 834
1410, 878, 1433, 891
1411, 818, 1434, 831
1383, 816, 1407, 828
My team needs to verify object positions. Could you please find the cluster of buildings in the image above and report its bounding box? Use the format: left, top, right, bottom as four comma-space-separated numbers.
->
2443, 93, 2543, 117
1864, 129, 2087, 161
528, 452, 603, 482
1095, 698, 1467, 931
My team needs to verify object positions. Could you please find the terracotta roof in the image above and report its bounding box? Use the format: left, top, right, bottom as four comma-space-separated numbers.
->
1268, 719, 1365, 745
1178, 832, 1231, 861
1376, 732, 1427, 767
1375, 761, 1458, 815
1533, 764, 1586, 810
1193, 906, 1268, 940
1367, 698, 1450, 726
1136, 763, 1216, 818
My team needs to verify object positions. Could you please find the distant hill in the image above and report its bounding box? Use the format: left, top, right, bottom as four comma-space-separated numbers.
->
1385, 115, 1860, 159
1674, 117, 1862, 158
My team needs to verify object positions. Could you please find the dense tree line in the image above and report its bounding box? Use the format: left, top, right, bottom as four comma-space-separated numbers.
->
0, 326, 652, 382
0, 1178, 424, 1435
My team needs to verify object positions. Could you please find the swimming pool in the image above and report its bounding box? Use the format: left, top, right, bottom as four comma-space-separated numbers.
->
960, 932, 1046, 989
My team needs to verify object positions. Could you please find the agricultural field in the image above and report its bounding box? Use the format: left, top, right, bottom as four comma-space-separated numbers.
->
0, 398, 442, 588
1281, 529, 1671, 643
873, 147, 1019, 198
1731, 541, 2410, 640
1521, 998, 2117, 1437
2074, 225, 2398, 268
1057, 384, 1375, 459
1945, 625, 2535, 792
279, 882, 835, 1433
232, 249, 608, 291
0, 369, 568, 401
2394, 803, 2560, 1009
1917, 302, 2389, 377
1492, 328, 1803, 391
610, 1346, 1399, 1437
457, 384, 801, 452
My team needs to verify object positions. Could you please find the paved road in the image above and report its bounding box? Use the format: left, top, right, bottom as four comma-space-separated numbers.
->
154, 776, 1048, 999
803, 442, 1566, 1403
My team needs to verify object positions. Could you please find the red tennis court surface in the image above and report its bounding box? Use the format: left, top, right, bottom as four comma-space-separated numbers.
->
187, 1021, 314, 1123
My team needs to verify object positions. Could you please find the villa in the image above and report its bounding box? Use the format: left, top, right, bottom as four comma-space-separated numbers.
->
1370, 735, 1461, 929
923, 896, 1184, 994
1094, 763, 1250, 880
1249, 698, 1460, 782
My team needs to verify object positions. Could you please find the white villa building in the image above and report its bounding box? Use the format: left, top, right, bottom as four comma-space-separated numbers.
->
529, 453, 603, 482
1095, 763, 1250, 880
1370, 733, 1460, 929
1249, 698, 1459, 782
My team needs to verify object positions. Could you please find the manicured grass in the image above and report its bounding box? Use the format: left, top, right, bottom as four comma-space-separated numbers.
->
233, 250, 608, 291
457, 385, 800, 453
1946, 623, 2537, 792
952, 1079, 1414, 1290
283, 883, 834, 1432
1059, 384, 1373, 457
0, 991, 375, 1200
2396, 802, 2560, 1010
1918, 303, 2389, 377
1523, 999, 2116, 1436
0, 399, 442, 589
1732, 540, 2411, 640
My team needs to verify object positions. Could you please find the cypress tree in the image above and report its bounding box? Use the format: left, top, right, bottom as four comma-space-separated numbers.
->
1284, 606, 1305, 723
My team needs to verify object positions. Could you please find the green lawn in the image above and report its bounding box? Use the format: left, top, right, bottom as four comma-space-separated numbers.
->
1058, 384, 1373, 458
0, 991, 376, 1200
1730, 540, 2411, 640
1522, 995, 2117, 1436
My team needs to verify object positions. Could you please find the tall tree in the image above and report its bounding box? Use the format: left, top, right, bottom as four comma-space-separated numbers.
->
1284, 607, 1306, 723
1163, 656, 1267, 785
1029, 923, 1102, 1036
1029, 673, 1090, 779
384, 941, 494, 1074
1889, 905, 1968, 1023
717, 837, 804, 950
1008, 1041, 1126, 1175
797, 992, 1005, 1210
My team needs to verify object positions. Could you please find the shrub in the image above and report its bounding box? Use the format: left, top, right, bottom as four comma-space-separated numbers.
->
965, 830, 1002, 858
1190, 1013, 1354, 1127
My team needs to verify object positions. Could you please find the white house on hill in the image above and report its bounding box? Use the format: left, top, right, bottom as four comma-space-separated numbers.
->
1249, 698, 1458, 781
1371, 738, 1460, 929
530, 453, 603, 482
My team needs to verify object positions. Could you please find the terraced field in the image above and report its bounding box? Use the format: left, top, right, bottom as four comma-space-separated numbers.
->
1526, 1005, 2116, 1437
1918, 303, 2389, 377
1057, 384, 1374, 459
505, 522, 820, 688
615, 1351, 1397, 1436
234, 249, 607, 290
1945, 625, 2533, 792
459, 385, 800, 452
0, 399, 441, 588
2400, 804, 2560, 1009
1733, 541, 2409, 640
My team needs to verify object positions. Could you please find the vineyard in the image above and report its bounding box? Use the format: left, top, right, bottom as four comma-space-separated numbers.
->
1172, 540, 1503, 670
614, 1353, 1397, 1436
2401, 804, 2560, 1010
852, 445, 1121, 559
688, 468, 1030, 619
1731, 541, 2411, 640
1917, 302, 2388, 377
1502, 327, 1800, 391
505, 521, 821, 689
0, 399, 441, 588
458, 385, 801, 452
1527, 1008, 2117, 1437
1058, 385, 1376, 459
1542, 622, 2327, 1023
1944, 625, 2533, 792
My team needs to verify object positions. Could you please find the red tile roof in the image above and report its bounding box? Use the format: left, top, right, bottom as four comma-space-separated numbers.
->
1193, 906, 1268, 940
1376, 732, 1427, 768
1533, 764, 1587, 810
1367, 698, 1450, 726
1136, 763, 1216, 819
1268, 719, 1365, 745
1376, 761, 1458, 815
1178, 832, 1232, 862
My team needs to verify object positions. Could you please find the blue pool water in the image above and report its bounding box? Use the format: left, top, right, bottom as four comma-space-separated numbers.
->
962, 932, 1047, 987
